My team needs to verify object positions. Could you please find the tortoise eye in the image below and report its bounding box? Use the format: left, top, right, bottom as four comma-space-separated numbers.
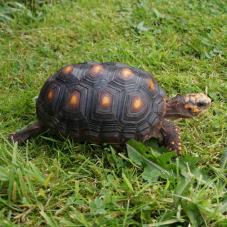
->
197, 102, 206, 107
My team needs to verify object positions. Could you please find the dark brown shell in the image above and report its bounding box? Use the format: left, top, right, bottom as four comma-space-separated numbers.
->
36, 62, 166, 144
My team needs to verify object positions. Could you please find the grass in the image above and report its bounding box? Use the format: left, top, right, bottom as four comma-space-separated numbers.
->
0, 0, 226, 226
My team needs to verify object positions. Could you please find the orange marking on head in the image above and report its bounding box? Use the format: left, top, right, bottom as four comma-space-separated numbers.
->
184, 103, 193, 110
90, 64, 103, 76
100, 93, 112, 108
47, 90, 54, 101
147, 79, 155, 92
69, 92, 80, 108
192, 107, 200, 113
121, 68, 133, 79
63, 65, 73, 74
184, 103, 200, 113
132, 96, 143, 111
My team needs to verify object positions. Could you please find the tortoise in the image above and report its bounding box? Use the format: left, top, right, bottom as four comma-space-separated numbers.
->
9, 62, 211, 154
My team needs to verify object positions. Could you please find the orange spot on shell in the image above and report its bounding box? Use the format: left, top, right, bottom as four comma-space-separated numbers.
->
69, 91, 80, 108
120, 68, 133, 79
132, 96, 143, 111
47, 90, 54, 101
147, 79, 155, 92
90, 64, 103, 76
63, 65, 73, 74
100, 93, 112, 108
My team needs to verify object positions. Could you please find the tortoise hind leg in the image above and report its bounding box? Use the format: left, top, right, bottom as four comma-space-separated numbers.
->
160, 119, 182, 155
9, 121, 45, 144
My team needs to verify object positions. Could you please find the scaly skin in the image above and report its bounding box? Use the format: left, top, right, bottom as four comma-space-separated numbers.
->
160, 93, 211, 153
160, 120, 181, 154
165, 93, 211, 119
9, 122, 45, 144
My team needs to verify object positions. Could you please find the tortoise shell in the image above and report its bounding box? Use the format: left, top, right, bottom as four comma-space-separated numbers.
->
36, 62, 166, 144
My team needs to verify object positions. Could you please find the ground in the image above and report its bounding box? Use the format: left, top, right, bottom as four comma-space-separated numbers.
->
0, 0, 226, 226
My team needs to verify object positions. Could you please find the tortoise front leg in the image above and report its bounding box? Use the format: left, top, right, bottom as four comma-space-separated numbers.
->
9, 121, 45, 144
160, 119, 181, 155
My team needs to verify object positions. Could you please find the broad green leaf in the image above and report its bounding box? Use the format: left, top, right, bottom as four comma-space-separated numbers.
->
142, 166, 160, 182
127, 143, 144, 166
127, 144, 172, 178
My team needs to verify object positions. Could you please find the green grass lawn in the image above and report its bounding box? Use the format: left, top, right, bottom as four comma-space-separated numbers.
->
0, 0, 226, 226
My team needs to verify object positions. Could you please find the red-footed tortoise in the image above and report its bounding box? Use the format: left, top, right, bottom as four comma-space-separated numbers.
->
9, 62, 211, 154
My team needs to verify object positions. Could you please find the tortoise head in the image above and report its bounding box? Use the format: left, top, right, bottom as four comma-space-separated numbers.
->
165, 93, 211, 119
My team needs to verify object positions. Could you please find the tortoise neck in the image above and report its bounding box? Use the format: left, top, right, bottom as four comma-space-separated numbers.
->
165, 95, 186, 119
165, 102, 178, 119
